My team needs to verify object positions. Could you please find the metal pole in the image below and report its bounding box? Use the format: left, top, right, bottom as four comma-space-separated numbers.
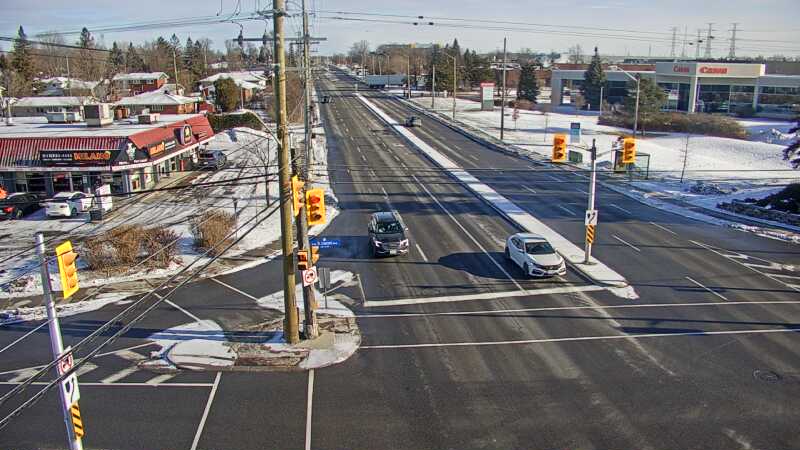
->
599, 85, 604, 114
407, 54, 411, 99
680, 131, 690, 183
36, 234, 83, 450
543, 113, 549, 142
584, 142, 597, 264
431, 65, 435, 109
452, 55, 457, 120
500, 37, 507, 141
633, 76, 640, 137
273, 0, 300, 344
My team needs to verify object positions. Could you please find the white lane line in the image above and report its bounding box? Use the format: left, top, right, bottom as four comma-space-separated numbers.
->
556, 204, 577, 216
0, 381, 214, 387
9, 368, 41, 383
362, 327, 800, 350
649, 221, 678, 236
466, 154, 479, 162
691, 240, 800, 293
612, 235, 641, 252
413, 175, 526, 293
360, 154, 367, 162
380, 186, 389, 198
685, 276, 729, 301
101, 367, 138, 384
116, 349, 146, 362
304, 369, 315, 450
190, 372, 222, 450
357, 299, 800, 319
415, 244, 429, 262
146, 374, 176, 385
610, 203, 633, 215
164, 298, 202, 323
545, 174, 562, 182
363, 285, 603, 308
392, 154, 401, 162
211, 277, 259, 301
75, 362, 98, 377
522, 186, 537, 194
95, 342, 157, 358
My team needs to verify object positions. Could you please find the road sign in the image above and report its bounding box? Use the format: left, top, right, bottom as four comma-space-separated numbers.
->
309, 237, 342, 249
569, 121, 581, 144
61, 373, 80, 406
586, 224, 596, 244
302, 266, 318, 287
585, 209, 598, 226
57, 347, 74, 376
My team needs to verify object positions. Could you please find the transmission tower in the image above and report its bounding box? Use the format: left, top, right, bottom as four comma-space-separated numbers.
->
703, 23, 714, 58
728, 23, 739, 59
670, 27, 678, 58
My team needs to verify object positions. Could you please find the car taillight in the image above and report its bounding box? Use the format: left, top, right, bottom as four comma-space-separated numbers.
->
2, 207, 12, 213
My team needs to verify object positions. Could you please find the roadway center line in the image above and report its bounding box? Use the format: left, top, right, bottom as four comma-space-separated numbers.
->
612, 235, 641, 252
363, 285, 603, 308
610, 203, 633, 215
304, 369, 315, 450
649, 221, 678, 235
361, 327, 800, 349
556, 205, 577, 216
190, 372, 221, 450
211, 277, 259, 301
522, 186, 537, 194
415, 244, 429, 262
685, 276, 729, 301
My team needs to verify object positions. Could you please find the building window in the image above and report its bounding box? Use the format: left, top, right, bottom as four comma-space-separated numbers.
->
757, 86, 800, 115
149, 105, 164, 112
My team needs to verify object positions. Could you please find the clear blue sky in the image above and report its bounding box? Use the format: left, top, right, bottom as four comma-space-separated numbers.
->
2, 0, 798, 58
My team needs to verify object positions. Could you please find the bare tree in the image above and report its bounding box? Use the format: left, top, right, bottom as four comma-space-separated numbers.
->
568, 45, 585, 64
348, 40, 370, 66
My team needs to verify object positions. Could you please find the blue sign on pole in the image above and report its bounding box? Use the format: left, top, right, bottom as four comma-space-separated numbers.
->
309, 237, 342, 249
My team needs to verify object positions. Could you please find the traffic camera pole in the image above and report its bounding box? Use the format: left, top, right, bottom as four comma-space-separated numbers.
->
584, 140, 598, 264
500, 37, 507, 141
36, 233, 83, 450
273, 0, 300, 344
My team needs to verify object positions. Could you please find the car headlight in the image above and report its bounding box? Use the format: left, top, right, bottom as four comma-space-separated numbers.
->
399, 239, 409, 248
374, 240, 382, 247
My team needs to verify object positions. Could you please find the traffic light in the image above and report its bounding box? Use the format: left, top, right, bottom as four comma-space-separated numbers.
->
552, 134, 567, 162
55, 241, 79, 299
622, 137, 637, 164
291, 175, 305, 217
306, 188, 326, 226
297, 249, 309, 271
310, 246, 319, 264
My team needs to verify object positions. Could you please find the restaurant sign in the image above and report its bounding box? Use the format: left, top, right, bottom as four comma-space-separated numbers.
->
40, 150, 119, 166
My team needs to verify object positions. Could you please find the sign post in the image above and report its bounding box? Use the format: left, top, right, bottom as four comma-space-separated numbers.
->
318, 267, 331, 309
584, 140, 598, 264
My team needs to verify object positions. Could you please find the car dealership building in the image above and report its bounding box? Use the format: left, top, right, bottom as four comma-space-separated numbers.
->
551, 62, 800, 117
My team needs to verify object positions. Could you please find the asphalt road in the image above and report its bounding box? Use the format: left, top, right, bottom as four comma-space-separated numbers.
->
0, 67, 798, 450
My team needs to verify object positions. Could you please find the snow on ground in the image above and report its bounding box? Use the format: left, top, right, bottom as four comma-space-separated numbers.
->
0, 291, 137, 325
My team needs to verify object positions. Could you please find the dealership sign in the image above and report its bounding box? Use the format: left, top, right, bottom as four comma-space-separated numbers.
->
40, 150, 118, 166
657, 62, 765, 78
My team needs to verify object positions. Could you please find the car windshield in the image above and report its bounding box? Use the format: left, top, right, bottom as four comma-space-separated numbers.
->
525, 241, 555, 255
199, 152, 215, 158
375, 221, 403, 234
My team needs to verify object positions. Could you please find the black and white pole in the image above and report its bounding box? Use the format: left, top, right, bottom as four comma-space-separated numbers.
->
584, 140, 598, 264
36, 233, 83, 450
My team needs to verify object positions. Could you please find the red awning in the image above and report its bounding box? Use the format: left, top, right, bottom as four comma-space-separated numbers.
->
0, 137, 127, 167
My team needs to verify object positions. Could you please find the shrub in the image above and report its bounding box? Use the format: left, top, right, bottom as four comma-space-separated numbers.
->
755, 183, 800, 214
208, 112, 264, 133
190, 211, 236, 256
140, 226, 180, 267
598, 112, 748, 139
81, 225, 179, 271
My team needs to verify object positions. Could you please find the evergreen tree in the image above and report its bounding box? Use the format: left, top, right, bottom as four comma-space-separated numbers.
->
125, 43, 147, 72
517, 62, 540, 103
580, 47, 606, 110
183, 37, 195, 70
624, 77, 667, 135
782, 115, 799, 169
469, 54, 494, 86
11, 26, 34, 80
214, 77, 240, 112
107, 42, 125, 76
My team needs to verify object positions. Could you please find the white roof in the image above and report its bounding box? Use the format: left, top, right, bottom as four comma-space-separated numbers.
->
40, 77, 100, 90
115, 91, 199, 106
200, 71, 268, 84
12, 96, 96, 107
0, 114, 204, 138
112, 72, 169, 81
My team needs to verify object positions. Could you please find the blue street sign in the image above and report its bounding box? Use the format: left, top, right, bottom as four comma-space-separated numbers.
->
310, 237, 342, 249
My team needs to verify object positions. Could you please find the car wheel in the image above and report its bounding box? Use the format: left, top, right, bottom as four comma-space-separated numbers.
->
504, 246, 510, 260
14, 209, 23, 219
523, 263, 530, 277
71, 208, 77, 217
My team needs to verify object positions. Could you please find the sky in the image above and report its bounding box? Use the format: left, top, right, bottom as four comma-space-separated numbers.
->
1, 0, 799, 59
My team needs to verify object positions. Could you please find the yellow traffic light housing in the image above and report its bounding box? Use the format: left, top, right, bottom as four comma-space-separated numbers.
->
55, 241, 79, 299
291, 175, 305, 217
552, 134, 567, 162
305, 188, 326, 226
310, 246, 319, 264
297, 249, 309, 271
622, 137, 637, 164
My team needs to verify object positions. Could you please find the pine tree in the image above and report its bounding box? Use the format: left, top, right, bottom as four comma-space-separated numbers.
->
580, 47, 606, 111
126, 43, 147, 72
214, 78, 239, 112
107, 42, 125, 76
624, 77, 667, 135
517, 62, 540, 103
11, 26, 34, 80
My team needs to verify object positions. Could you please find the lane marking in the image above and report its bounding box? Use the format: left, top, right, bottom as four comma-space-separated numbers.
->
466, 154, 479, 162
146, 374, 177, 385
556, 204, 577, 216
413, 175, 526, 293
304, 369, 315, 450
392, 154, 401, 163
544, 174, 562, 182
649, 221, 678, 235
164, 298, 202, 323
0, 381, 214, 387
380, 186, 389, 198
415, 244, 429, 262
685, 276, 729, 301
361, 327, 800, 349
101, 367, 138, 384
691, 240, 800, 293
360, 154, 367, 162
211, 277, 259, 301
612, 235, 641, 252
522, 186, 537, 194
610, 203, 633, 215
363, 285, 602, 308
357, 299, 800, 319
190, 371, 222, 450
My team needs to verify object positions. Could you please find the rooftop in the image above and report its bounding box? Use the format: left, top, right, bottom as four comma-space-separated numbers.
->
200, 71, 268, 84
12, 96, 97, 107
115, 91, 199, 106
0, 114, 205, 138
112, 72, 169, 81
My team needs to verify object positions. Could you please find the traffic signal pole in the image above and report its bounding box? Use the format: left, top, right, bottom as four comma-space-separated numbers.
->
36, 233, 83, 450
584, 140, 598, 264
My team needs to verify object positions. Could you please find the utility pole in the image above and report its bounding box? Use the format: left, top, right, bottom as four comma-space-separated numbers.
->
36, 234, 83, 450
728, 23, 739, 59
431, 65, 435, 109
452, 56, 457, 120
406, 52, 411, 99
584, 141, 598, 264
172, 49, 180, 91
704, 23, 714, 58
272, 0, 300, 344
298, 0, 318, 339
66, 56, 72, 96
500, 37, 507, 141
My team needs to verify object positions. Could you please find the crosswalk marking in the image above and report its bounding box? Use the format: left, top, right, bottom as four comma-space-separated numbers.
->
146, 374, 176, 385
9, 368, 40, 383
100, 367, 138, 384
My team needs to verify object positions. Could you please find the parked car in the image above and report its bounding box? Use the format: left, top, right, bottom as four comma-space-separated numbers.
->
0, 192, 42, 220
197, 150, 227, 170
404, 116, 421, 127
504, 233, 566, 277
321, 95, 332, 104
368, 211, 410, 257
43, 191, 93, 218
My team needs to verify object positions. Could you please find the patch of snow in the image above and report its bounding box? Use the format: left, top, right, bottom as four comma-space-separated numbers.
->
149, 319, 239, 369
0, 291, 137, 325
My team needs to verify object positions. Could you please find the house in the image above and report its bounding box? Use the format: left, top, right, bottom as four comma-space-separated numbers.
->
111, 72, 170, 98
114, 90, 200, 115
200, 78, 264, 104
11, 96, 98, 117
199, 71, 269, 90
38, 77, 108, 98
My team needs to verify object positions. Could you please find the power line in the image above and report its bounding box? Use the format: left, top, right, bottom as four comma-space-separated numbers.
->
0, 36, 111, 53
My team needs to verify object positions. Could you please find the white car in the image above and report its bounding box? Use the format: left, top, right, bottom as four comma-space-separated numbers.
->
44, 192, 93, 218
505, 233, 567, 277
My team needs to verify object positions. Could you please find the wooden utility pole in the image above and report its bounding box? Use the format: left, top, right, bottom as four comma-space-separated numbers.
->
273, 0, 300, 344
500, 37, 507, 141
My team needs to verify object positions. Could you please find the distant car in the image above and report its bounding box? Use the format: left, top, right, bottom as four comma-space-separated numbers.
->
505, 233, 566, 277
404, 116, 421, 127
44, 192, 93, 218
321, 95, 333, 104
0, 192, 42, 220
197, 150, 227, 170
368, 211, 410, 257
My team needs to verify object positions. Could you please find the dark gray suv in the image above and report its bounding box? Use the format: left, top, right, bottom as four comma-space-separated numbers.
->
368, 211, 409, 257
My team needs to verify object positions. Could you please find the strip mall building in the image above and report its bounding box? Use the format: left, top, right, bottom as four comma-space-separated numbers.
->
551, 62, 800, 117
0, 113, 214, 196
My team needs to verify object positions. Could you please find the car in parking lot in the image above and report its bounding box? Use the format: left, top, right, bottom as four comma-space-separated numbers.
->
0, 192, 43, 220
197, 150, 227, 170
43, 191, 93, 218
505, 232, 566, 277
368, 211, 410, 257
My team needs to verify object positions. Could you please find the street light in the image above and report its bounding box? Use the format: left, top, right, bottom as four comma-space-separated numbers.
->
610, 65, 640, 137
443, 53, 457, 120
